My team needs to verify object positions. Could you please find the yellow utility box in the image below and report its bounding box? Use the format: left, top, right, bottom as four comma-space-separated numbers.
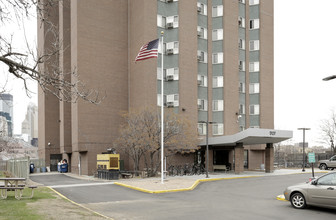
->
97, 154, 120, 170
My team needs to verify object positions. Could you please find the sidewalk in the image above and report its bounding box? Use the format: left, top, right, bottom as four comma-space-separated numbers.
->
112, 169, 329, 193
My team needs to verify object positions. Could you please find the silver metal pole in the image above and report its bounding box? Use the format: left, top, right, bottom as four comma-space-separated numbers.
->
303, 130, 306, 172
161, 31, 164, 184
298, 128, 310, 172
206, 121, 209, 178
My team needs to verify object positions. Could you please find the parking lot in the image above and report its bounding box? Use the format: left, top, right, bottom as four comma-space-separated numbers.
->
31, 172, 336, 220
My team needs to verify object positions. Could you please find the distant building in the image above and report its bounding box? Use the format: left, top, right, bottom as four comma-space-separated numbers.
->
21, 103, 38, 146
0, 115, 8, 136
0, 93, 13, 136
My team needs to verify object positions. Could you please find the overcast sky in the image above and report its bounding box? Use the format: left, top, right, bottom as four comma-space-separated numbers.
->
2, 0, 336, 148
274, 0, 336, 147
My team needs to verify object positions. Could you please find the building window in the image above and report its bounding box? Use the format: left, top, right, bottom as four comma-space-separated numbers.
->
197, 2, 207, 15
249, 83, 260, 94
212, 29, 223, 41
239, 104, 245, 114
239, 39, 245, 50
213, 100, 224, 111
239, 0, 246, 3
212, 52, 223, 64
212, 5, 223, 17
198, 123, 207, 135
157, 15, 166, 28
249, 62, 259, 72
166, 15, 179, 29
250, 19, 260, 30
249, 40, 259, 51
197, 50, 208, 63
213, 76, 224, 88
249, 0, 259, 5
198, 99, 208, 111
198, 75, 207, 87
164, 68, 179, 81
164, 41, 179, 55
239, 82, 245, 93
239, 60, 245, 71
157, 15, 179, 29
197, 26, 208, 39
238, 16, 245, 28
249, 104, 260, 115
213, 123, 224, 135
166, 94, 179, 107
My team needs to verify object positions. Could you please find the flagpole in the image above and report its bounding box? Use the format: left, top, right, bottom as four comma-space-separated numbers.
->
161, 31, 164, 184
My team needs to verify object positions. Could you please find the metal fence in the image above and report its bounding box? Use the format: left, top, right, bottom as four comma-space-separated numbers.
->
30, 159, 46, 171
274, 152, 334, 168
0, 158, 45, 179
0, 160, 6, 171
6, 157, 29, 178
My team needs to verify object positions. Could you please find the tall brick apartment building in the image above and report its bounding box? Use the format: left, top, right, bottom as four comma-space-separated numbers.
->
38, 0, 291, 175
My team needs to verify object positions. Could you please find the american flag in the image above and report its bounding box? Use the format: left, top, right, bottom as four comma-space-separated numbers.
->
135, 39, 159, 62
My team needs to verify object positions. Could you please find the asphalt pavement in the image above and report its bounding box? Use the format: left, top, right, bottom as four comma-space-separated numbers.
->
29, 170, 336, 220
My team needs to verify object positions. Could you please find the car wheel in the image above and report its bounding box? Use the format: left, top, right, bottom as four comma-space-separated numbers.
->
319, 163, 327, 170
290, 193, 307, 209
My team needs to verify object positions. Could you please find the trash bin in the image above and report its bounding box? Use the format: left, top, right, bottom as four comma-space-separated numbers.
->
30, 163, 35, 173
60, 164, 68, 173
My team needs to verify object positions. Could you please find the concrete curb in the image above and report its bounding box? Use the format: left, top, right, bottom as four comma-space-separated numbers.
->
114, 175, 262, 194
113, 171, 330, 194
276, 194, 286, 201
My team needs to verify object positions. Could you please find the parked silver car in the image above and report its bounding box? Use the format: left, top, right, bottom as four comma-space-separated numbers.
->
318, 155, 336, 170
284, 172, 336, 209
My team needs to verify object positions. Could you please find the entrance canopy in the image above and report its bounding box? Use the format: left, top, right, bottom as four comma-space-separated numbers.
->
200, 128, 293, 146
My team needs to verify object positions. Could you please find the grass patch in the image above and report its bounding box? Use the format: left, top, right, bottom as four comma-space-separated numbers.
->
0, 187, 56, 220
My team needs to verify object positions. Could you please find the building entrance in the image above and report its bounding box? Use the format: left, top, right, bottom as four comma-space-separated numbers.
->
213, 150, 230, 168
50, 154, 62, 171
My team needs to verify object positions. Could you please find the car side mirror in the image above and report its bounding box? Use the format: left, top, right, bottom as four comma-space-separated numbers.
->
311, 180, 318, 185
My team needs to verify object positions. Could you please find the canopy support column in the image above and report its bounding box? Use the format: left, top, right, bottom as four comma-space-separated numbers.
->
265, 143, 274, 173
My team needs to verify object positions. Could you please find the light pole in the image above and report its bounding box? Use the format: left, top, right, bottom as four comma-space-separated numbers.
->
298, 128, 310, 172
322, 75, 336, 81
322, 75, 335, 155
200, 120, 215, 178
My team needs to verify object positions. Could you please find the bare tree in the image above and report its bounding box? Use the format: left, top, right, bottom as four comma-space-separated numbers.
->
0, 0, 104, 104
115, 108, 200, 177
319, 109, 336, 154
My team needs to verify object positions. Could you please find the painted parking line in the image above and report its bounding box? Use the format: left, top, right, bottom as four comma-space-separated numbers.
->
48, 187, 113, 220
49, 182, 115, 189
